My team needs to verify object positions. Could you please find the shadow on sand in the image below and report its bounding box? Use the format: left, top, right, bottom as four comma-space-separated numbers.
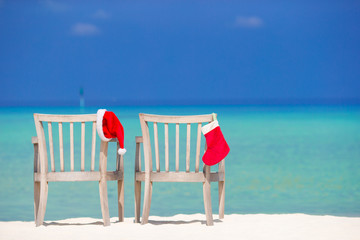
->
147, 219, 222, 225
43, 221, 104, 226
42, 218, 223, 226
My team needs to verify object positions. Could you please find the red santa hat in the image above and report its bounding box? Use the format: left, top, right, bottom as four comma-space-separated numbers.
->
96, 109, 126, 155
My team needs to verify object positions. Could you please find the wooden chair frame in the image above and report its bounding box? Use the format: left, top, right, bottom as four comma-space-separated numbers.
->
33, 113, 124, 226
134, 113, 225, 226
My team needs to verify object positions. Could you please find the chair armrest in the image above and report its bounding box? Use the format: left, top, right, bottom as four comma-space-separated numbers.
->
135, 136, 143, 143
32, 136, 38, 144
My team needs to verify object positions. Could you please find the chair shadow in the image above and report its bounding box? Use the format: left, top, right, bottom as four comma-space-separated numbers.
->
147, 219, 222, 225
42, 218, 223, 226
43, 221, 104, 226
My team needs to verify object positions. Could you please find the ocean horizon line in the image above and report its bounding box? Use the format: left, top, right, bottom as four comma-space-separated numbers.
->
1, 98, 360, 107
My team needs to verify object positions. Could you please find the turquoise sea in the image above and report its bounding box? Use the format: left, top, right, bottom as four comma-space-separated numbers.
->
0, 105, 359, 221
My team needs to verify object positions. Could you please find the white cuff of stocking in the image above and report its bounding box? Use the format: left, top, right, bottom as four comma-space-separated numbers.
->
201, 120, 219, 135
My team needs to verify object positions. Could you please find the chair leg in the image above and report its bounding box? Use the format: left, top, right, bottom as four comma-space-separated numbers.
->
141, 180, 152, 224
34, 181, 40, 223
117, 179, 124, 222
218, 181, 225, 219
99, 179, 110, 226
134, 180, 142, 223
203, 165, 214, 226
35, 181, 48, 227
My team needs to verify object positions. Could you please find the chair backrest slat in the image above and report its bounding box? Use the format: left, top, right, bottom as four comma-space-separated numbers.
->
58, 122, 64, 172
195, 122, 202, 172
35, 119, 48, 174
186, 123, 191, 172
164, 123, 169, 172
47, 122, 55, 172
139, 113, 215, 173
175, 123, 179, 172
139, 116, 152, 172
81, 122, 85, 171
116, 142, 123, 171
91, 121, 96, 171
218, 158, 225, 173
70, 122, 74, 171
34, 114, 99, 174
153, 122, 160, 172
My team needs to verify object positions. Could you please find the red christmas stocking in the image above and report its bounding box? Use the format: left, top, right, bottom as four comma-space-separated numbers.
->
202, 120, 230, 166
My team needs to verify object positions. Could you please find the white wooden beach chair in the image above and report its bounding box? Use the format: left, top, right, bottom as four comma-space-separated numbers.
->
134, 113, 225, 226
32, 114, 124, 226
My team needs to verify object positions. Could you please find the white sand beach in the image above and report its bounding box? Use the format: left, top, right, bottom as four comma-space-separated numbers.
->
1, 214, 360, 240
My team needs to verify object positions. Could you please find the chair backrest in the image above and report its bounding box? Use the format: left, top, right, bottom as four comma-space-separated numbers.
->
139, 113, 215, 173
34, 114, 99, 174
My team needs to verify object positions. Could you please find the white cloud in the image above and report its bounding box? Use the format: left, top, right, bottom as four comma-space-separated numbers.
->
235, 16, 263, 28
93, 9, 111, 19
41, 0, 69, 12
71, 23, 100, 36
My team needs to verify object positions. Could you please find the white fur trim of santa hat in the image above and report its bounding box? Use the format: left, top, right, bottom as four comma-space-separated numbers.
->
201, 120, 219, 135
96, 109, 112, 142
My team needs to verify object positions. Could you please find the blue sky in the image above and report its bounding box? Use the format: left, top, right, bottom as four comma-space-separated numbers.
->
0, 0, 359, 106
